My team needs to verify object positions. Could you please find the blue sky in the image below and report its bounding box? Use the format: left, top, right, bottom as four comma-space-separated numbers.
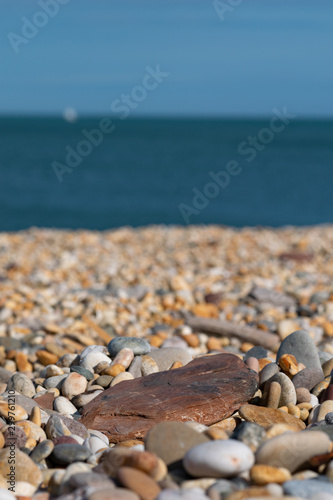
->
1, 0, 333, 116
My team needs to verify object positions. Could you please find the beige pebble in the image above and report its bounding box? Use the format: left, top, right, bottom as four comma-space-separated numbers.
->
209, 417, 239, 432
297, 402, 312, 410
205, 427, 229, 440
287, 404, 301, 418
47, 387, 60, 397
43, 364, 64, 378
250, 464, 291, 485
267, 381, 281, 409
265, 423, 300, 440
111, 348, 134, 369
110, 372, 134, 386
278, 406, 289, 413
103, 364, 125, 377
30, 406, 41, 426
318, 400, 333, 421
61, 372, 87, 400
300, 408, 309, 421
322, 357, 333, 377
0, 401, 28, 422
141, 357, 159, 376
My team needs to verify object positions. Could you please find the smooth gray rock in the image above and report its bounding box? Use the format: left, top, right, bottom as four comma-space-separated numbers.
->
269, 372, 297, 406
259, 362, 280, 388
6, 373, 35, 397
108, 337, 151, 357
30, 439, 54, 463
276, 330, 322, 371
70, 366, 94, 381
51, 444, 92, 465
292, 367, 324, 391
128, 356, 142, 378
243, 346, 268, 361
44, 374, 67, 390
283, 479, 333, 499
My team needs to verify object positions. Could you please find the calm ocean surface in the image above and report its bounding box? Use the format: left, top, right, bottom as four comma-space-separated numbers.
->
1, 116, 332, 231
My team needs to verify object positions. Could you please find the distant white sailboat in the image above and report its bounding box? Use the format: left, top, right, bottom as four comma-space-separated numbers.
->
62, 108, 78, 123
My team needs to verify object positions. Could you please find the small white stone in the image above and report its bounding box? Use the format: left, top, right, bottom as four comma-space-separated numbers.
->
183, 440, 254, 478
110, 372, 134, 386
53, 396, 77, 418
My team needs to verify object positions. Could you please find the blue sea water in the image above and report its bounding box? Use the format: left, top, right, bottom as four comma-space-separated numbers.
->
0, 116, 332, 231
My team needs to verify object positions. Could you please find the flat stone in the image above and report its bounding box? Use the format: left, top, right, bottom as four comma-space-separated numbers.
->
0, 448, 42, 486
183, 439, 254, 478
6, 373, 35, 397
72, 390, 103, 408
276, 330, 322, 371
283, 479, 333, 499
239, 404, 306, 430
70, 366, 95, 381
51, 444, 92, 465
34, 392, 55, 410
80, 354, 258, 443
142, 347, 193, 371
57, 414, 89, 439
117, 466, 161, 500
292, 368, 324, 391
256, 430, 331, 472
145, 422, 209, 466
95, 375, 113, 388
108, 337, 151, 357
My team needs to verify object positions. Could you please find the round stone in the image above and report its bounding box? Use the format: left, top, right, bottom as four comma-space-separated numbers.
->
268, 372, 296, 406
6, 373, 35, 397
325, 412, 333, 424
95, 375, 113, 388
53, 396, 78, 418
283, 479, 333, 498
43, 374, 67, 390
259, 362, 280, 388
183, 439, 254, 478
292, 368, 324, 391
117, 466, 161, 499
250, 464, 291, 485
108, 337, 151, 357
145, 422, 209, 466
80, 351, 111, 373
51, 444, 92, 465
243, 346, 268, 361
61, 372, 87, 400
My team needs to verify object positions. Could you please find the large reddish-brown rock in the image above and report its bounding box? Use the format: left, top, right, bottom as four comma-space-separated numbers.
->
79, 353, 258, 442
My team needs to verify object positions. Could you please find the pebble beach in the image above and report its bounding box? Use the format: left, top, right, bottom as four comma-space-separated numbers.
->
2, 224, 333, 499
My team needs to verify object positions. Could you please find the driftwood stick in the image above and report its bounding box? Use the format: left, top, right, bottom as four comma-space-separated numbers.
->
186, 316, 280, 351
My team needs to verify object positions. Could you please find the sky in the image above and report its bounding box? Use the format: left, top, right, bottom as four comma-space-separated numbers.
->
1, 0, 333, 117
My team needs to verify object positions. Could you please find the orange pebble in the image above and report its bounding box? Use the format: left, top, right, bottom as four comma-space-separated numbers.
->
103, 364, 125, 377
36, 350, 58, 366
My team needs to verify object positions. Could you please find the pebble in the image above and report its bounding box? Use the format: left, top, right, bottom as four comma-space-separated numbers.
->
112, 348, 135, 369
45, 414, 71, 439
259, 362, 280, 387
70, 366, 95, 381
53, 396, 78, 417
283, 479, 333, 499
183, 440, 254, 478
3, 425, 27, 448
51, 443, 92, 465
117, 466, 161, 500
80, 351, 111, 373
231, 421, 266, 451
243, 346, 267, 361
145, 422, 209, 466
6, 372, 35, 397
61, 372, 87, 399
110, 372, 134, 386
128, 356, 143, 378
44, 374, 67, 390
108, 337, 151, 357
95, 375, 113, 388
256, 430, 331, 472
72, 390, 103, 408
296, 387, 311, 403
0, 400, 28, 422
30, 439, 54, 463
0, 448, 42, 487
143, 347, 192, 371
250, 464, 291, 485
268, 372, 297, 406
141, 357, 160, 376
292, 367, 324, 391
239, 404, 305, 430
276, 330, 322, 371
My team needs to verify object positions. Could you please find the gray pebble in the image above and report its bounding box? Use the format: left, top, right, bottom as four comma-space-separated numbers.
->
6, 373, 35, 397
30, 439, 54, 463
70, 366, 94, 381
276, 330, 322, 371
284, 479, 333, 499
108, 337, 151, 357
51, 444, 92, 465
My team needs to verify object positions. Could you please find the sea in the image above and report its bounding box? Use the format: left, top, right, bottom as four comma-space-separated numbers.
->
1, 116, 332, 232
